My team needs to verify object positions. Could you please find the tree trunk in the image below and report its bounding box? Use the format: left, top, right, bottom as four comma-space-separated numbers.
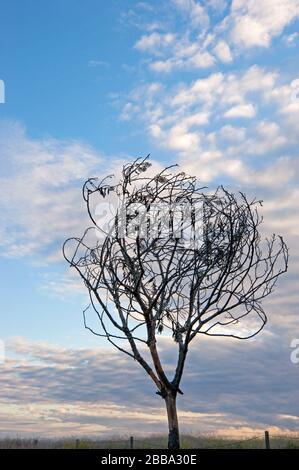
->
165, 392, 180, 449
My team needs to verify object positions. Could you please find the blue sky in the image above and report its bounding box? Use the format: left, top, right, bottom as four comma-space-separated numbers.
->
0, 0, 299, 437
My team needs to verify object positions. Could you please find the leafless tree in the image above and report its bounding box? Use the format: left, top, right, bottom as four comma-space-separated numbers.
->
63, 157, 288, 449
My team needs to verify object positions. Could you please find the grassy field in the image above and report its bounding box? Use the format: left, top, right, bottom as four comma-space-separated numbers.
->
1, 434, 299, 449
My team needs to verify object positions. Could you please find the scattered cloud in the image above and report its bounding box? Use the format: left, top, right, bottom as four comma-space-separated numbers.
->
171, 0, 210, 29
0, 121, 103, 262
131, 0, 299, 74
213, 39, 233, 63
119, 64, 297, 189
220, 124, 246, 141
224, 103, 256, 118
134, 32, 176, 53
229, 0, 299, 49
130, 0, 299, 75
283, 31, 299, 46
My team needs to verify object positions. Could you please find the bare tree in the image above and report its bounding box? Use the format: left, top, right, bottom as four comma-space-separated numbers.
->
63, 157, 288, 449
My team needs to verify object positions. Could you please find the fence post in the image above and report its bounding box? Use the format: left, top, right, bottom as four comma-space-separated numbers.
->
76, 438, 80, 449
265, 430, 270, 449
130, 436, 134, 449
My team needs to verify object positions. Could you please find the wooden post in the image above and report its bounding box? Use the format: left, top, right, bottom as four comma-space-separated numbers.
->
130, 436, 134, 449
76, 438, 80, 449
265, 430, 270, 449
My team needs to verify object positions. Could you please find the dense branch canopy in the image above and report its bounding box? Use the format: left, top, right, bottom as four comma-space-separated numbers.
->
63, 157, 288, 392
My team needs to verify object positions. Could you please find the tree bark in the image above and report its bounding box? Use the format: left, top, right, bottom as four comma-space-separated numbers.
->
165, 392, 180, 449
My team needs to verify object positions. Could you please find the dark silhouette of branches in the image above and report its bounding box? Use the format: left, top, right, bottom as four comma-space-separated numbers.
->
63, 156, 288, 449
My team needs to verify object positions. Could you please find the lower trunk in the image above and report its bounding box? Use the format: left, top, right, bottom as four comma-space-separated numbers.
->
165, 393, 180, 450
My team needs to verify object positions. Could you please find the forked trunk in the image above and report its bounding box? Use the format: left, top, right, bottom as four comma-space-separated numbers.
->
165, 393, 180, 449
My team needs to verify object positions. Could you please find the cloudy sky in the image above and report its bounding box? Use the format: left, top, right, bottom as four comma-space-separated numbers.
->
0, 0, 299, 438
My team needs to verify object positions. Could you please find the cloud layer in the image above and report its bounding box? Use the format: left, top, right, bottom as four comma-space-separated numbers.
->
0, 334, 298, 437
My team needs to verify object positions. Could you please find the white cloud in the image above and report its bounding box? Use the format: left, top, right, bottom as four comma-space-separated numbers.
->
150, 59, 177, 73
263, 77, 299, 135
168, 65, 275, 109
171, 72, 224, 106
149, 50, 215, 73
149, 111, 209, 152
230, 0, 299, 48
283, 31, 299, 46
224, 103, 256, 118
172, 0, 210, 28
240, 65, 278, 92
134, 32, 175, 53
231, 16, 270, 48
167, 125, 200, 151
220, 125, 246, 141
213, 40, 233, 63
224, 120, 289, 159
187, 50, 215, 68
119, 101, 141, 121
253, 120, 288, 152
263, 188, 299, 239
182, 111, 210, 126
